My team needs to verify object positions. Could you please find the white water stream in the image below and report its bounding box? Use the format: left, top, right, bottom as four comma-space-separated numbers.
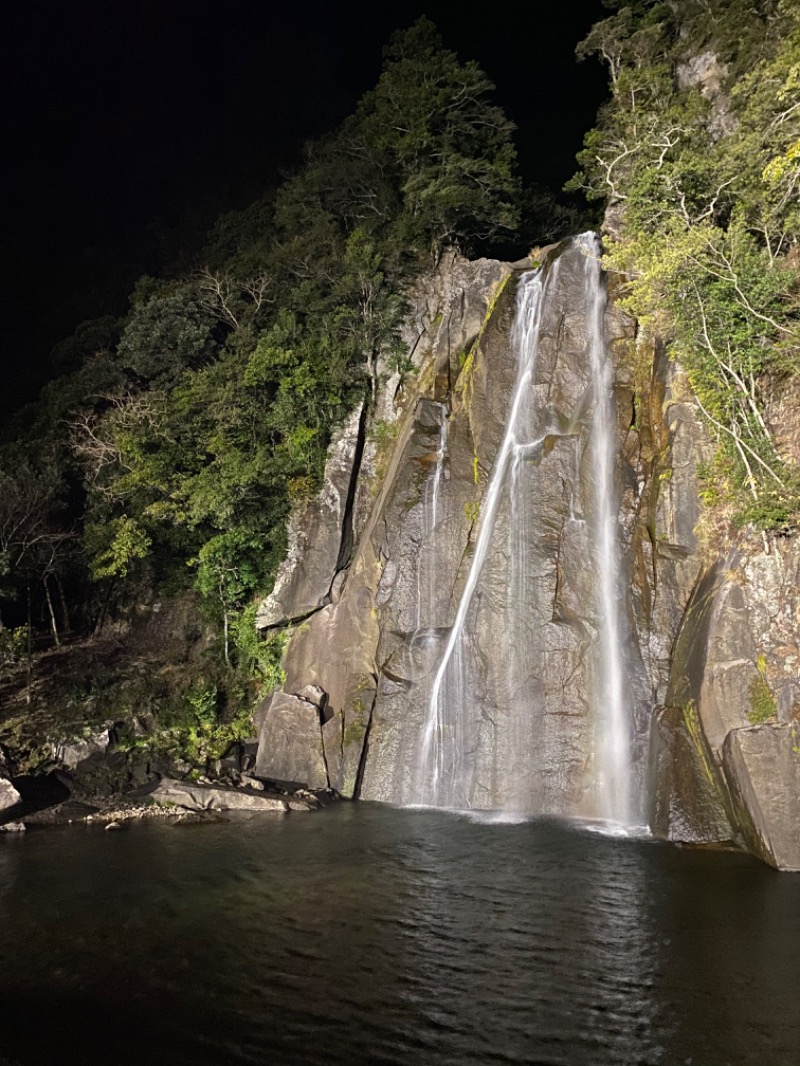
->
415, 235, 637, 828
584, 236, 634, 828
419, 268, 550, 806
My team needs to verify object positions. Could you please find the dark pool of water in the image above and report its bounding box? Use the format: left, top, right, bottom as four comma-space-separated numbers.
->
1, 804, 799, 1066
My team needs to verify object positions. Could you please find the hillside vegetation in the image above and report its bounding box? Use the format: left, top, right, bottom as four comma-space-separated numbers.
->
570, 0, 800, 530
1, 20, 576, 773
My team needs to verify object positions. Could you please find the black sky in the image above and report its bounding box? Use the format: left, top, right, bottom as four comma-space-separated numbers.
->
1, 0, 608, 416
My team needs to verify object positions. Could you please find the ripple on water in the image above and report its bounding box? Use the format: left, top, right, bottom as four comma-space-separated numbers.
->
0, 804, 799, 1066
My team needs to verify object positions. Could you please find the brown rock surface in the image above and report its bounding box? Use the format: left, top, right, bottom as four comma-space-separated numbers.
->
722, 724, 800, 870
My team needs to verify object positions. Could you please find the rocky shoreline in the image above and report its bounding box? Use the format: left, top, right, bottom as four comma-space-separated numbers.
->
0, 754, 337, 835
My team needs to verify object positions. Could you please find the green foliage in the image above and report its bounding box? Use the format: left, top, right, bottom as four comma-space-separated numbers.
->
748, 655, 778, 723
230, 605, 287, 694
0, 627, 26, 676
1, 18, 523, 708
464, 500, 481, 525
576, 0, 800, 531
119, 679, 253, 768
118, 284, 219, 384
86, 515, 151, 579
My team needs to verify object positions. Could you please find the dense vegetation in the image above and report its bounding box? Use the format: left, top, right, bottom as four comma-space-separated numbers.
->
571, 0, 800, 530
1, 20, 578, 773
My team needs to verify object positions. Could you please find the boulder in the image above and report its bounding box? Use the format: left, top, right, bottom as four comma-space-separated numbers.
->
53, 726, 112, 770
0, 748, 21, 817
722, 723, 800, 871
254, 691, 329, 790
0, 780, 22, 817
147, 777, 316, 813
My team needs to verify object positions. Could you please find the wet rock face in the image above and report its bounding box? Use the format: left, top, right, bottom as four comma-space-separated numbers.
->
650, 704, 734, 844
257, 239, 654, 817
252, 237, 800, 869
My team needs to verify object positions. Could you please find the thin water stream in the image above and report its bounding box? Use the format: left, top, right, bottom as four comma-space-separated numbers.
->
419, 268, 550, 807
416, 236, 642, 825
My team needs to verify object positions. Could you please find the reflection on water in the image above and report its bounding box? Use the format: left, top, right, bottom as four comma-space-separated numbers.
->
1, 804, 799, 1065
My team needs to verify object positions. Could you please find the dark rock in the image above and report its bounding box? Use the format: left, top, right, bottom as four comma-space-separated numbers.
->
4, 772, 71, 823
722, 723, 800, 871
254, 690, 329, 791
146, 777, 316, 813
256, 405, 365, 628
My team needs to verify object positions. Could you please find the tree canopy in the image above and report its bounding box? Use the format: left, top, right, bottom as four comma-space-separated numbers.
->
0, 18, 533, 685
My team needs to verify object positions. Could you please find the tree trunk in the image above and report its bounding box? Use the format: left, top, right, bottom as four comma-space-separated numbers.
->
55, 573, 71, 635
26, 582, 32, 706
220, 578, 230, 666
43, 575, 60, 647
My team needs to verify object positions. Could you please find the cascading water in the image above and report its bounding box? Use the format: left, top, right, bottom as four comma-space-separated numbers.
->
418, 268, 550, 808
413, 402, 449, 633
585, 237, 634, 828
412, 234, 642, 829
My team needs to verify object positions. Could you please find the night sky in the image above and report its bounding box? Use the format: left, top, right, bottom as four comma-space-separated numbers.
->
2, 0, 608, 416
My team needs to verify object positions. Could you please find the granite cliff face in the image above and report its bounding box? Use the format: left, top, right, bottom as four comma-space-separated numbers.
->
253, 236, 800, 870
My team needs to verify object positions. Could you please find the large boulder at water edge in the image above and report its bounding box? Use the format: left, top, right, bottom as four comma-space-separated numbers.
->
254, 690, 330, 791
0, 748, 21, 818
146, 777, 318, 813
722, 724, 800, 871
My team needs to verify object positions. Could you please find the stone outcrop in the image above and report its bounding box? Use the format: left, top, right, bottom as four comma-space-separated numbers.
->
254, 689, 329, 791
53, 726, 112, 771
722, 724, 800, 870
652, 536, 800, 868
0, 777, 21, 818
146, 777, 318, 813
251, 237, 800, 869
256, 406, 366, 629
0, 748, 21, 819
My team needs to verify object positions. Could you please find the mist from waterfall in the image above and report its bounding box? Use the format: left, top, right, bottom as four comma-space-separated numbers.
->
412, 235, 641, 830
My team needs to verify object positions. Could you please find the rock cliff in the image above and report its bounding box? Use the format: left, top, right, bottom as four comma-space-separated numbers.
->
253, 236, 800, 871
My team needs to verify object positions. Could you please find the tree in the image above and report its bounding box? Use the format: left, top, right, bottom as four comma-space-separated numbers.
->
574, 0, 800, 529
359, 18, 520, 256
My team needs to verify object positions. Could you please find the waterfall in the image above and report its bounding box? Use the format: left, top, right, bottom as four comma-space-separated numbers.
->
583, 233, 635, 829
418, 268, 550, 807
413, 402, 449, 634
411, 234, 641, 829
430, 404, 447, 532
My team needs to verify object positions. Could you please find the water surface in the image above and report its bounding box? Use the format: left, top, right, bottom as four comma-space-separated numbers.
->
1, 804, 799, 1065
